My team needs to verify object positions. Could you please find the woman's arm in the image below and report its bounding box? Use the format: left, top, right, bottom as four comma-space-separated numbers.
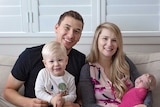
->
125, 55, 140, 82
143, 91, 152, 107
79, 63, 101, 107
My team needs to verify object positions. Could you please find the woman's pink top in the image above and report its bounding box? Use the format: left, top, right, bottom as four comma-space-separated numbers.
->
89, 63, 133, 107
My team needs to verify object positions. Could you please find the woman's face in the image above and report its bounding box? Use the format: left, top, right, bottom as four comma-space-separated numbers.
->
98, 28, 118, 58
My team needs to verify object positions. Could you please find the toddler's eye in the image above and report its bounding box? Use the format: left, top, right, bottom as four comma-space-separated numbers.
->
58, 59, 63, 61
49, 60, 54, 63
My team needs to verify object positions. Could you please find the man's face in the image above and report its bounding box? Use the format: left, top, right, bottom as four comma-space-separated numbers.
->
54, 16, 83, 53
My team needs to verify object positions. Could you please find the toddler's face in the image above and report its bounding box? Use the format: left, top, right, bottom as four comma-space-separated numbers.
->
43, 54, 68, 76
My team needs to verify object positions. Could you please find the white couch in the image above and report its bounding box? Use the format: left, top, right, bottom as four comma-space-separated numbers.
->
0, 52, 160, 107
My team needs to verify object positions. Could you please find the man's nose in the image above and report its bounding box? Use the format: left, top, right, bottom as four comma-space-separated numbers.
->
68, 30, 74, 38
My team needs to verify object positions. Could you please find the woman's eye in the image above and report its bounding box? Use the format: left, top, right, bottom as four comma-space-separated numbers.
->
103, 37, 108, 40
112, 39, 117, 42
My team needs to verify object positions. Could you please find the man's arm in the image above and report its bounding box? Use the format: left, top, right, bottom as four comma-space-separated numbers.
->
3, 74, 48, 107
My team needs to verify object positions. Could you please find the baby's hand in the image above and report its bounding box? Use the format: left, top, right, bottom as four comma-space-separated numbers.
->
59, 90, 67, 96
56, 98, 65, 107
50, 93, 64, 107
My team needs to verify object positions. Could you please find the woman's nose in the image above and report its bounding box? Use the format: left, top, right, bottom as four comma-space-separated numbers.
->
107, 40, 112, 46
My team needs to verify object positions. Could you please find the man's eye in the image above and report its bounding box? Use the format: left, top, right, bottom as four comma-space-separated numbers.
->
74, 30, 81, 34
64, 26, 70, 31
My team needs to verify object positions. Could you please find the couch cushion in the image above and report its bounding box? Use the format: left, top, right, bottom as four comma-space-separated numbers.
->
127, 52, 160, 107
0, 55, 17, 107
0, 55, 17, 94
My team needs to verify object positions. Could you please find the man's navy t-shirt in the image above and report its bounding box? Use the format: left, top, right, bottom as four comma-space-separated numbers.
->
11, 44, 85, 98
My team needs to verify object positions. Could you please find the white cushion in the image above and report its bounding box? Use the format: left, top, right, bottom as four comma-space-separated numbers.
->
0, 55, 17, 107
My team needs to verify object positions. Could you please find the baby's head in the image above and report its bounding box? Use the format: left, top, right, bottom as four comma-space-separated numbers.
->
41, 41, 68, 76
135, 73, 156, 91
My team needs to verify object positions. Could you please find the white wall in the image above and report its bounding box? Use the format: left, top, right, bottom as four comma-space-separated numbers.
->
0, 0, 160, 56
1, 35, 160, 56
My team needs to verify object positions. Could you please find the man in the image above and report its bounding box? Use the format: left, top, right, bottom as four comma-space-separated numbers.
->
3, 10, 85, 107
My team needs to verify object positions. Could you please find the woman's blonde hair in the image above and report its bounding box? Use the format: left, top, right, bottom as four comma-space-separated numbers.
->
86, 22, 130, 99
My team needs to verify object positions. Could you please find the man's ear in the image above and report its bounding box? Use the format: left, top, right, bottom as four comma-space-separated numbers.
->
54, 23, 59, 32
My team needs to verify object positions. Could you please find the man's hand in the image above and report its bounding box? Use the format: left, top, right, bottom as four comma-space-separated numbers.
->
27, 98, 48, 107
63, 101, 80, 107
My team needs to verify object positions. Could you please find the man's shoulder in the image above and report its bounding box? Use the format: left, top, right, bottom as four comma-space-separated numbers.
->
70, 48, 85, 57
26, 44, 44, 51
23, 44, 44, 55
19, 44, 44, 59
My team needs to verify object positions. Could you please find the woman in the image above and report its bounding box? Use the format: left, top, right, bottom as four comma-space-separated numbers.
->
79, 22, 151, 107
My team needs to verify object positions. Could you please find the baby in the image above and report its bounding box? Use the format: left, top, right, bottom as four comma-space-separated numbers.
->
119, 73, 156, 107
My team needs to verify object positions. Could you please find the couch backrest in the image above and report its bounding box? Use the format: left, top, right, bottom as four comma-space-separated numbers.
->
127, 52, 160, 107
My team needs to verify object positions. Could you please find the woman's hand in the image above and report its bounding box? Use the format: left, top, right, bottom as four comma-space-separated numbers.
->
134, 104, 147, 107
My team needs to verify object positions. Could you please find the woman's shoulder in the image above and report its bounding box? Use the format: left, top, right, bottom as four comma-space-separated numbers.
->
80, 63, 90, 77
81, 63, 90, 71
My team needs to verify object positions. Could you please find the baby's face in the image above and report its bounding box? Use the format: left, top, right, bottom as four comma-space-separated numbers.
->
135, 74, 150, 89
